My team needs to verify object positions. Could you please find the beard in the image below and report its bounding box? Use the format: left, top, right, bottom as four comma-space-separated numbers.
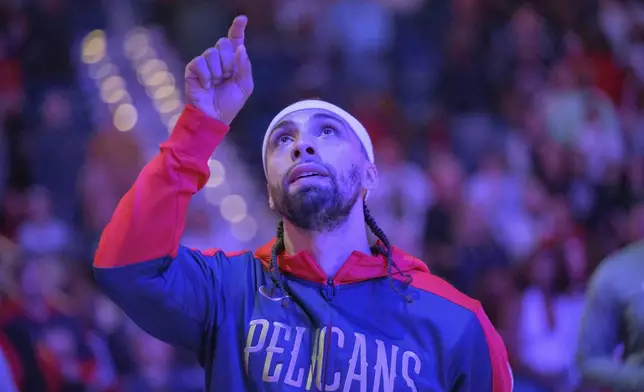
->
269, 163, 362, 232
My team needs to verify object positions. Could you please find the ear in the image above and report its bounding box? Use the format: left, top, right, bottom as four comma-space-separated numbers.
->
267, 183, 276, 210
363, 163, 378, 191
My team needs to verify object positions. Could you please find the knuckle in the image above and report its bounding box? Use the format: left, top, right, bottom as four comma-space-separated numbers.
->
217, 37, 232, 47
207, 47, 219, 60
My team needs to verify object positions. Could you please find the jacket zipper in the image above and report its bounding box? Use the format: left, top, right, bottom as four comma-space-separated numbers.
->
321, 277, 335, 391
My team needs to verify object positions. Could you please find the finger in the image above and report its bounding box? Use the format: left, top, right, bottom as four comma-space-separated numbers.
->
227, 15, 247, 49
185, 55, 210, 89
204, 47, 223, 84
216, 38, 235, 79
234, 45, 253, 96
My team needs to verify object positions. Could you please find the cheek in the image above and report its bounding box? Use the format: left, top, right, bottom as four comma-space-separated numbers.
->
266, 156, 290, 183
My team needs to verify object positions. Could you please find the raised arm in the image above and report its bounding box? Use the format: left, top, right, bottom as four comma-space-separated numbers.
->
93, 16, 254, 352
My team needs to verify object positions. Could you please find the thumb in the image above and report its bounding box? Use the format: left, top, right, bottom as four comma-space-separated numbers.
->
234, 45, 253, 96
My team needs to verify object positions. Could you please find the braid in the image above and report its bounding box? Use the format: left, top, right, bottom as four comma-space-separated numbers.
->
269, 221, 290, 307
363, 204, 413, 303
270, 220, 285, 274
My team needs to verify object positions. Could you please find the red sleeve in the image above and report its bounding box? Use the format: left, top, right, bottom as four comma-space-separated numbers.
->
474, 306, 514, 392
94, 104, 229, 268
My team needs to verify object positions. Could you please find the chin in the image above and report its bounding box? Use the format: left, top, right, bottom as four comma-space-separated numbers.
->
288, 183, 329, 195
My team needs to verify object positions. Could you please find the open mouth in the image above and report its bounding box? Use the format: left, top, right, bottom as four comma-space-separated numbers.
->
294, 172, 322, 180
288, 164, 329, 184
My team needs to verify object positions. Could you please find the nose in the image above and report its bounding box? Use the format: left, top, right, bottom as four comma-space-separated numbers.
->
291, 140, 317, 161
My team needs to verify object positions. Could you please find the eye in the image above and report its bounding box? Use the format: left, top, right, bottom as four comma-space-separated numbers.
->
321, 126, 336, 136
275, 134, 293, 145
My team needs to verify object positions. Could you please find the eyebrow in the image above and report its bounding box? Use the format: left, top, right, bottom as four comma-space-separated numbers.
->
270, 112, 346, 133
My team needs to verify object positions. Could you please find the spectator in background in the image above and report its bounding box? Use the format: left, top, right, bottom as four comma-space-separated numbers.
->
574, 100, 624, 184
451, 203, 510, 296
20, 0, 75, 91
30, 89, 86, 224
576, 226, 644, 391
16, 186, 72, 256
537, 62, 586, 147
317, 0, 394, 90
507, 246, 584, 392
368, 138, 431, 257
1, 255, 96, 392
79, 126, 144, 250
123, 331, 194, 392
423, 151, 464, 276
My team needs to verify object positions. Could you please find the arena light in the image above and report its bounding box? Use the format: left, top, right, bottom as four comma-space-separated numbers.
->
151, 85, 176, 100
89, 62, 118, 80
101, 88, 129, 104
204, 182, 230, 205
100, 75, 126, 91
231, 216, 258, 242
133, 47, 158, 64
156, 99, 181, 114
123, 29, 150, 59
219, 195, 247, 223
138, 58, 167, 75
113, 104, 138, 132
81, 30, 106, 64
206, 160, 225, 188
143, 70, 175, 87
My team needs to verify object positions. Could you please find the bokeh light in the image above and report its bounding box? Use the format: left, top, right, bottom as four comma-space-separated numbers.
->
231, 216, 258, 242
113, 104, 138, 132
219, 195, 247, 223
81, 30, 106, 64
206, 160, 225, 188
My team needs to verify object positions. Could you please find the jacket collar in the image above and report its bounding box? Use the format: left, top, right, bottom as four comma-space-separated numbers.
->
254, 238, 429, 285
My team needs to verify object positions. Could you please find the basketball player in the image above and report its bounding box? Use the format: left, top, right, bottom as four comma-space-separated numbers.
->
94, 16, 513, 391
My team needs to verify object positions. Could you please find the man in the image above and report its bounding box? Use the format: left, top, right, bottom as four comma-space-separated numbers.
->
577, 240, 644, 391
94, 16, 513, 391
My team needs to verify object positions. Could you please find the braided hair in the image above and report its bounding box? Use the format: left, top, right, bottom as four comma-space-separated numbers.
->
267, 203, 414, 303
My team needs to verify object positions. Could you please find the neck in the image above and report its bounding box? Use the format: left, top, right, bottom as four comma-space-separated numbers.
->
283, 205, 372, 278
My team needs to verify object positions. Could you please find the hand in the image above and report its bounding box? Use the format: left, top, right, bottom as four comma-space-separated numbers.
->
184, 16, 253, 125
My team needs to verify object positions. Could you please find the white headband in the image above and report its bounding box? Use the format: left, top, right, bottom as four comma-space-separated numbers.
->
261, 100, 375, 177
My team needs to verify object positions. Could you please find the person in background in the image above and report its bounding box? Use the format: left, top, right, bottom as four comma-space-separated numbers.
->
367, 137, 431, 257
576, 205, 644, 391
506, 246, 583, 392
1, 255, 96, 392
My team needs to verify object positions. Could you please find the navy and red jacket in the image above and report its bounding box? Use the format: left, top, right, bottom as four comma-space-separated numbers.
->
93, 105, 514, 392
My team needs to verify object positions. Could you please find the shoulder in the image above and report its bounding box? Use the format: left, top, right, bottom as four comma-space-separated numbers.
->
407, 271, 505, 354
591, 242, 644, 285
601, 241, 644, 270
410, 272, 481, 313
407, 272, 487, 336
589, 242, 644, 298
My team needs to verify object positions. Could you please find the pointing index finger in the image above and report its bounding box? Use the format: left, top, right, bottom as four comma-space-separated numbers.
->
228, 15, 248, 49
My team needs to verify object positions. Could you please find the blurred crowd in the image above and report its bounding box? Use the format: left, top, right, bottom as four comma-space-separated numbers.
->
1, 0, 643, 391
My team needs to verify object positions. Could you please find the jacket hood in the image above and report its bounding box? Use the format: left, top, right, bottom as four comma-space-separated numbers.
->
254, 238, 429, 285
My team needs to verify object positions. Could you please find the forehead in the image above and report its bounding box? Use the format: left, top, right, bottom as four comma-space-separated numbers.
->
271, 108, 347, 131
265, 108, 370, 161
